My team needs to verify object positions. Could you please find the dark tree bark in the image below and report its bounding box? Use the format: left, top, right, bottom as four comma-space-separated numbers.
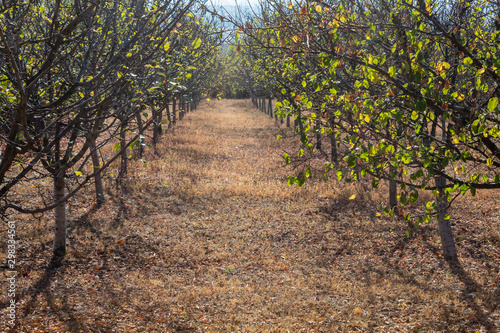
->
90, 139, 105, 205
119, 118, 128, 179
435, 175, 458, 262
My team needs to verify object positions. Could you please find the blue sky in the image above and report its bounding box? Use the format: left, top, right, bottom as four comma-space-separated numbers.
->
215, 0, 259, 6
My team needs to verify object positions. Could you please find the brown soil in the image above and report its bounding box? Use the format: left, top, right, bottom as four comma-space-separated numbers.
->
1, 99, 499, 332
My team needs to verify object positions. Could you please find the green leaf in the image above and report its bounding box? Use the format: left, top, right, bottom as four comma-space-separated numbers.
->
283, 153, 290, 164
192, 38, 202, 49
114, 143, 121, 153
488, 97, 498, 112
347, 156, 357, 168
296, 177, 305, 187
415, 99, 427, 112
388, 66, 395, 77
409, 191, 419, 204
305, 168, 311, 178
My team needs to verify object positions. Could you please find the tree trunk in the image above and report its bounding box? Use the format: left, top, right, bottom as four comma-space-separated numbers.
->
286, 114, 290, 128
166, 103, 172, 129
435, 175, 458, 262
119, 119, 128, 178
152, 104, 159, 148
173, 99, 177, 125
135, 109, 145, 158
316, 119, 322, 150
389, 177, 397, 209
53, 171, 66, 257
158, 105, 163, 136
354, 164, 361, 181
329, 124, 338, 163
90, 140, 105, 205
165, 103, 172, 129
182, 100, 186, 119
297, 108, 304, 134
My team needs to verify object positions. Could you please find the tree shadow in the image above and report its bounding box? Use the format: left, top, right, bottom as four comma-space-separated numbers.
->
447, 260, 498, 332
422, 238, 499, 332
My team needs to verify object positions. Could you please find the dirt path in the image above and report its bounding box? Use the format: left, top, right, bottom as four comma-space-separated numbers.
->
5, 100, 499, 332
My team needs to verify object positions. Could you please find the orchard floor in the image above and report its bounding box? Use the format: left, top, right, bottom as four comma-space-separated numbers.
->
1, 100, 499, 332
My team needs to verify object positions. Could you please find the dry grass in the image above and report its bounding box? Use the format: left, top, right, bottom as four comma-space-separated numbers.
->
1, 99, 499, 332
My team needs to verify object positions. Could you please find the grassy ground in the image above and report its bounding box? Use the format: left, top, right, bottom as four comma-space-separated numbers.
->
1, 99, 499, 332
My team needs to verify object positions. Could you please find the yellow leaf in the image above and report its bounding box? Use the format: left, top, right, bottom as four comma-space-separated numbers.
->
316, 5, 322, 13
349, 194, 356, 200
